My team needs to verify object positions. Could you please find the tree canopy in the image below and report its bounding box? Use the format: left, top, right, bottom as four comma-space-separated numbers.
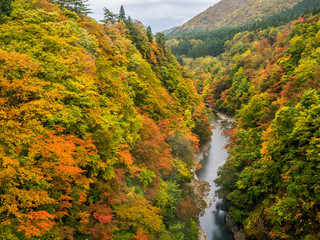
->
181, 10, 320, 239
0, 0, 211, 239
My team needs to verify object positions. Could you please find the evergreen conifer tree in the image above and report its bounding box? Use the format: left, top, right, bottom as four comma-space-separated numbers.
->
53, 0, 91, 15
147, 26, 153, 43
71, 0, 91, 15
101, 7, 118, 25
118, 5, 126, 22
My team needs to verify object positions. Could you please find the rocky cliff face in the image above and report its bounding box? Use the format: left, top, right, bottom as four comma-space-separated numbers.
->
226, 213, 246, 240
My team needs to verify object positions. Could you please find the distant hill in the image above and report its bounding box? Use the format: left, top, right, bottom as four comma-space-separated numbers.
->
162, 26, 179, 35
174, 0, 304, 33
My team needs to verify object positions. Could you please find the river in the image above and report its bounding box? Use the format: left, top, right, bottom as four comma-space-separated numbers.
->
197, 113, 234, 240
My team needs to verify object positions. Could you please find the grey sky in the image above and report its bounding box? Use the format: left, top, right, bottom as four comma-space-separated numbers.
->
87, 0, 220, 32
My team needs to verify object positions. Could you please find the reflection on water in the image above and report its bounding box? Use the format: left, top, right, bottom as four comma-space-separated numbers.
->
197, 113, 234, 240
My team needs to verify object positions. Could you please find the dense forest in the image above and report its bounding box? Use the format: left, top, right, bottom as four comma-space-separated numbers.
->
2, 0, 320, 239
173, 0, 303, 33
181, 10, 320, 240
167, 0, 320, 59
0, 0, 212, 239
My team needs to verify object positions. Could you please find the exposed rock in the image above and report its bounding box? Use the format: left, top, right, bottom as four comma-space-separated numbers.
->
226, 213, 246, 240
194, 142, 210, 163
198, 225, 207, 240
214, 111, 236, 129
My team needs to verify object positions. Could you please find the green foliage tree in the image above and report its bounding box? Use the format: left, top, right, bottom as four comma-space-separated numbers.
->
237, 93, 270, 129
147, 26, 153, 42
0, 0, 13, 19
101, 7, 117, 25
156, 32, 166, 49
118, 5, 126, 22
125, 17, 149, 58
53, 0, 91, 15
73, 0, 91, 15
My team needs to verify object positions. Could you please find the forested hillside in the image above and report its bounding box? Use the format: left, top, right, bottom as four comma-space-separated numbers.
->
167, 0, 320, 59
173, 0, 250, 33
0, 0, 212, 239
174, 0, 302, 33
182, 11, 320, 239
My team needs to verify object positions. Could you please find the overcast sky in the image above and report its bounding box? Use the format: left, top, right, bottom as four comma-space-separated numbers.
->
87, 0, 220, 33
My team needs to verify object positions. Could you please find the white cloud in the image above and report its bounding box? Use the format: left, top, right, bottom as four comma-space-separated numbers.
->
87, 0, 220, 32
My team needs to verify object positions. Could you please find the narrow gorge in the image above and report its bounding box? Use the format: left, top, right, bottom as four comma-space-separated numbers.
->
197, 113, 235, 240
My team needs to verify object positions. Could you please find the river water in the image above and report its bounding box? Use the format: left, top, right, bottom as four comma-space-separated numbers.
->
197, 114, 234, 240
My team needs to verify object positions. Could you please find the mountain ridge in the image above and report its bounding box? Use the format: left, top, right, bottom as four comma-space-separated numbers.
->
173, 0, 304, 33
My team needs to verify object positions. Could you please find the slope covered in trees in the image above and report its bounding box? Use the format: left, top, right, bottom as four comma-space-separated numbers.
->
0, 0, 212, 239
173, 0, 303, 33
167, 0, 320, 59
183, 11, 320, 239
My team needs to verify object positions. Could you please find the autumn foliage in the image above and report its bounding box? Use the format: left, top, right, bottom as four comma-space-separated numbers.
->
181, 11, 320, 240
0, 0, 211, 239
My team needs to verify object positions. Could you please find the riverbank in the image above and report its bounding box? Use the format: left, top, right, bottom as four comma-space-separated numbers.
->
198, 225, 207, 240
213, 111, 236, 130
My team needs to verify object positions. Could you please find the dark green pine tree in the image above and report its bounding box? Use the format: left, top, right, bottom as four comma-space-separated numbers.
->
101, 7, 118, 25
53, 0, 91, 15
146, 26, 153, 43
118, 5, 126, 22
72, 0, 91, 15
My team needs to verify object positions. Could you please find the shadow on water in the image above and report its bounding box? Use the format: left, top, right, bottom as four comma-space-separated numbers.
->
197, 112, 234, 240
210, 200, 233, 240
